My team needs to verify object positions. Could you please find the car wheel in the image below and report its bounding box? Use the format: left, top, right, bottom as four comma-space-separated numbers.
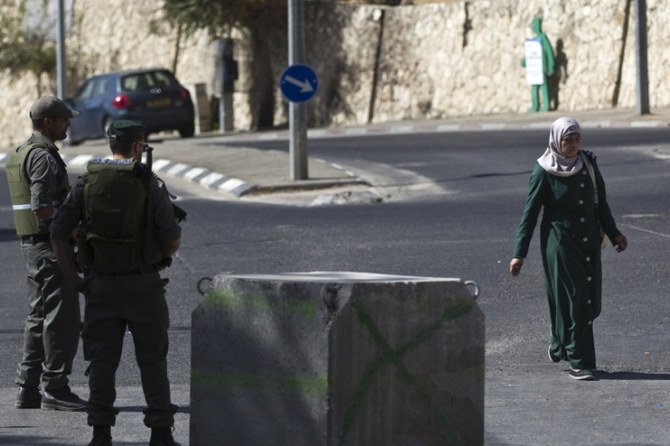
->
178, 121, 195, 138
65, 129, 81, 146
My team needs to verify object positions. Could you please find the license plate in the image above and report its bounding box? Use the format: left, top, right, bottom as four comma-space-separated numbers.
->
147, 97, 171, 108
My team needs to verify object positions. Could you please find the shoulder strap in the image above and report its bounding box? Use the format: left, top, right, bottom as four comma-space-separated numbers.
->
582, 152, 598, 206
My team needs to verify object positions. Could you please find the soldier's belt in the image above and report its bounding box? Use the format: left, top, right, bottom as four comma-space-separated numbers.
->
96, 264, 159, 276
20, 233, 51, 244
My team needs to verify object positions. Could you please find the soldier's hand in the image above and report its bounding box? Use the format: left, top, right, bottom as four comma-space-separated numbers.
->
157, 257, 172, 271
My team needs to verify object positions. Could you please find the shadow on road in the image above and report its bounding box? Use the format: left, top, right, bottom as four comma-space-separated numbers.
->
0, 434, 67, 446
0, 228, 17, 243
596, 371, 670, 380
117, 405, 190, 414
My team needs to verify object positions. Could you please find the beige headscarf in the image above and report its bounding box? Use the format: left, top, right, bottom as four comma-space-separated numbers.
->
537, 117, 584, 176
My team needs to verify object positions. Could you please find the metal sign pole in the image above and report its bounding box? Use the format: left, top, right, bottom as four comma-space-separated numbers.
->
288, 0, 308, 180
635, 0, 650, 114
56, 0, 66, 98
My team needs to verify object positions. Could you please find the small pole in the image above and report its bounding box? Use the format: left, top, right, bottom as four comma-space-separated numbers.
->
635, 0, 650, 114
288, 0, 308, 180
218, 38, 229, 134
56, 0, 66, 98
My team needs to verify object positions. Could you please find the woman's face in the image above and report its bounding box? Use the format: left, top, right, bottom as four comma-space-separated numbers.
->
560, 132, 581, 158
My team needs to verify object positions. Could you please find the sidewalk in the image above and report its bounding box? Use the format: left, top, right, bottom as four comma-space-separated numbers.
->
146, 106, 670, 199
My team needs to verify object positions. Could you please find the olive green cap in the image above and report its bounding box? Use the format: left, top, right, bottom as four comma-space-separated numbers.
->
107, 120, 145, 140
29, 96, 79, 119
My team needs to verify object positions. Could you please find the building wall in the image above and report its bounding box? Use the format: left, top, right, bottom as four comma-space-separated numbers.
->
0, 0, 667, 149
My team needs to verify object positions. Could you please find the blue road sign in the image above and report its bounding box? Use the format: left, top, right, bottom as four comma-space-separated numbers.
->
279, 64, 318, 103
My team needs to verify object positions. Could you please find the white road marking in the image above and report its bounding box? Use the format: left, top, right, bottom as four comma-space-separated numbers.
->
620, 223, 670, 239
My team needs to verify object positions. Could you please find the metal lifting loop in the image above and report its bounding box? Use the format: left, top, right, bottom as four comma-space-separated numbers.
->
197, 277, 213, 296
464, 280, 480, 300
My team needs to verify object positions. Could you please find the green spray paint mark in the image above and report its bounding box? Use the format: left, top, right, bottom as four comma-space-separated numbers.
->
205, 289, 317, 318
338, 299, 474, 446
192, 368, 328, 399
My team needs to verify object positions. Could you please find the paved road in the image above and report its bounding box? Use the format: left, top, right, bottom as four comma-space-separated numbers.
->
1, 122, 670, 445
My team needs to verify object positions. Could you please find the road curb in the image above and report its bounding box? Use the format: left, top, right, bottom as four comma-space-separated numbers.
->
0, 152, 369, 198
2, 116, 667, 198
200, 117, 670, 143
0, 152, 255, 197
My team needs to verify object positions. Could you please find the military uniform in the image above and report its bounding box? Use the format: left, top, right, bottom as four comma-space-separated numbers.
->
6, 97, 83, 409
50, 120, 181, 441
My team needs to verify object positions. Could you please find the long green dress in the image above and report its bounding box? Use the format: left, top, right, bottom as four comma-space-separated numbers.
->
513, 151, 622, 369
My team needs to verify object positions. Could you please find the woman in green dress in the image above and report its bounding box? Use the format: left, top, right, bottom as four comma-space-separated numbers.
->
510, 117, 627, 381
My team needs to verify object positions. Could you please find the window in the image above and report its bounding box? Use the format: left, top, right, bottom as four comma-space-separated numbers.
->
75, 79, 96, 100
94, 78, 109, 97
151, 71, 175, 88
121, 75, 150, 92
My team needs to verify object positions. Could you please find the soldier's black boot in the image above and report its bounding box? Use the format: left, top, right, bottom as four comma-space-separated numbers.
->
149, 426, 181, 446
88, 425, 112, 446
41, 385, 87, 411
15, 386, 41, 409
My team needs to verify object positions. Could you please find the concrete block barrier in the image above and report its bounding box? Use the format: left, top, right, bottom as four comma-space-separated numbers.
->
190, 272, 484, 446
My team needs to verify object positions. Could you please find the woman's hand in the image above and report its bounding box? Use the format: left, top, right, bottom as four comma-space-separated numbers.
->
613, 234, 628, 253
509, 258, 524, 276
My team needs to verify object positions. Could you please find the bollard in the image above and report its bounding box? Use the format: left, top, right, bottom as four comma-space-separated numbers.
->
190, 272, 484, 446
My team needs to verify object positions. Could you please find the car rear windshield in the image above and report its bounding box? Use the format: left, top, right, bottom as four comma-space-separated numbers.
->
121, 71, 178, 92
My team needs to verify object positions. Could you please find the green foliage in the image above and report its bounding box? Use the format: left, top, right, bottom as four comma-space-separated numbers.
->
0, 0, 56, 80
160, 0, 286, 37
157, 0, 432, 38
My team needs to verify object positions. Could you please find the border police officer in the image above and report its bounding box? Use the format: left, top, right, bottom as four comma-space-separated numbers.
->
6, 96, 86, 411
51, 120, 182, 446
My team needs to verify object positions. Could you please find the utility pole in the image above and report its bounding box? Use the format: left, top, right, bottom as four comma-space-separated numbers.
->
288, 0, 308, 180
55, 0, 66, 98
635, 0, 650, 114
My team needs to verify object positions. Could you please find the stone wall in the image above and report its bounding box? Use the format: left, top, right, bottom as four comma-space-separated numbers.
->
1, 0, 669, 149
300, 4, 382, 127
314, 0, 649, 123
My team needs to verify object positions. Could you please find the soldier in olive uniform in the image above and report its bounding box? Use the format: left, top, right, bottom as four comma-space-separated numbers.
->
51, 120, 182, 446
6, 96, 86, 411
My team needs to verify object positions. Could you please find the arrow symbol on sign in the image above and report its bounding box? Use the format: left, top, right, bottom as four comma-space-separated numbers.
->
284, 75, 314, 93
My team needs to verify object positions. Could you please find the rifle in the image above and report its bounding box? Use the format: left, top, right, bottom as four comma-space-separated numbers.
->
143, 143, 188, 223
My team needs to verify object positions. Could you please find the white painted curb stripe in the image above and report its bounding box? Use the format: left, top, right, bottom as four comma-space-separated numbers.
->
436, 124, 460, 132
344, 128, 367, 136
631, 121, 665, 128
183, 167, 206, 180
167, 163, 189, 176
390, 125, 414, 134
481, 123, 507, 131
199, 172, 225, 187
152, 159, 171, 171
219, 178, 246, 192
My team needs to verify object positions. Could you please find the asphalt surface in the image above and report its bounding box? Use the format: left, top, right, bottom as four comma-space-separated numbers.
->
2, 106, 664, 207
1, 107, 670, 445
